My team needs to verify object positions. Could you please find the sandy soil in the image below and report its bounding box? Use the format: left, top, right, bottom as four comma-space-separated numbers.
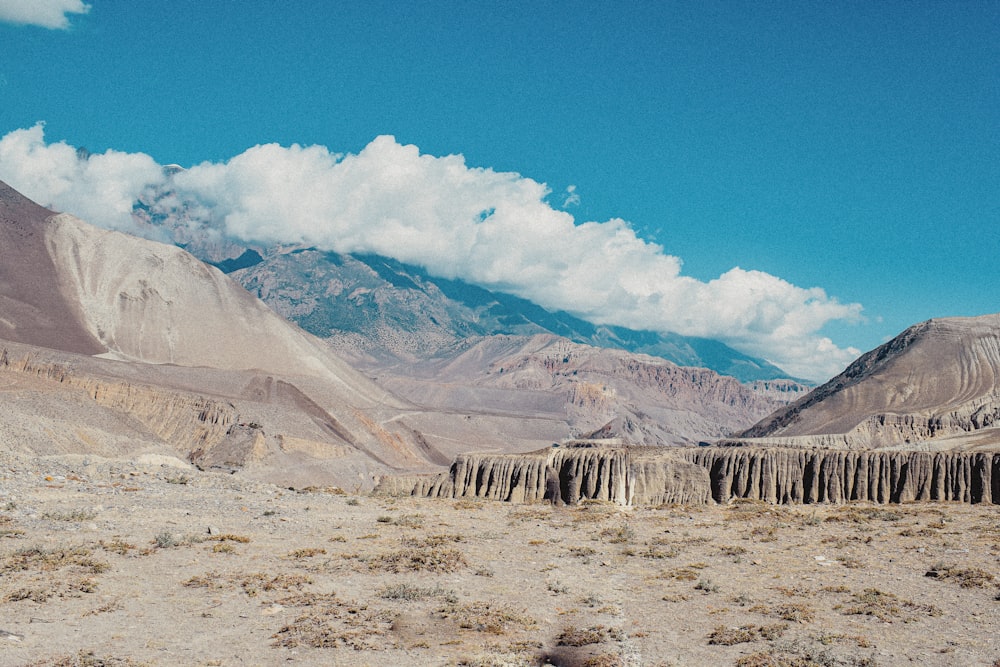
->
1, 451, 999, 667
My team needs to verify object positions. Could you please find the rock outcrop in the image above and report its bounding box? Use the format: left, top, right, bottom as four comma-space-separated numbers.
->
377, 446, 711, 505
680, 447, 1000, 504
381, 445, 1000, 506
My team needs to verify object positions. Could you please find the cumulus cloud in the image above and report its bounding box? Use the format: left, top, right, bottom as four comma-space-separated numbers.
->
0, 124, 863, 379
0, 0, 90, 29
0, 124, 164, 233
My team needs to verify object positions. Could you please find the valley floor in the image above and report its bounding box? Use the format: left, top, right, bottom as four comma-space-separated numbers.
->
1, 452, 998, 667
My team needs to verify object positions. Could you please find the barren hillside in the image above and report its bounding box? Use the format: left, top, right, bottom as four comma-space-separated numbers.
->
736, 315, 1000, 450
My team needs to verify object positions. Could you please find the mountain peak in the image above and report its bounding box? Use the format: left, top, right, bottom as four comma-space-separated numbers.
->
738, 312, 1000, 448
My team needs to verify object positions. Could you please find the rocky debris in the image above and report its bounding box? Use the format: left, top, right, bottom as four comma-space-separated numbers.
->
382, 445, 1000, 507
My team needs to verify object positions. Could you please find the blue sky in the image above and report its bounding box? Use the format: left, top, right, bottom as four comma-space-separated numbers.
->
0, 0, 997, 380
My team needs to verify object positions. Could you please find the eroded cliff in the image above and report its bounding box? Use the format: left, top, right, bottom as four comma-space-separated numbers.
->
380, 445, 1000, 506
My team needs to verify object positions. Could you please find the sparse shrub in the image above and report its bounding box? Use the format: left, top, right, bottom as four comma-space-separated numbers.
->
547, 579, 569, 594
581, 656, 624, 667
707, 624, 786, 645
288, 547, 326, 559
829, 506, 904, 523
843, 587, 940, 621
926, 564, 995, 588
42, 509, 96, 522
4, 545, 107, 574
600, 525, 635, 544
208, 533, 251, 543
365, 547, 466, 573
695, 578, 719, 593
99, 538, 136, 555
402, 533, 465, 548
568, 545, 597, 558
557, 624, 609, 646
153, 532, 179, 548
437, 600, 535, 635
239, 572, 312, 597
377, 582, 456, 603
771, 602, 815, 623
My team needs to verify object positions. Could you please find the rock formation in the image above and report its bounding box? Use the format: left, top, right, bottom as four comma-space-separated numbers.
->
375, 334, 810, 447
377, 445, 712, 505
380, 445, 1000, 507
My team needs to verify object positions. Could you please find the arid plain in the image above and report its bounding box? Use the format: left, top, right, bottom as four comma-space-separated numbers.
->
2, 450, 999, 667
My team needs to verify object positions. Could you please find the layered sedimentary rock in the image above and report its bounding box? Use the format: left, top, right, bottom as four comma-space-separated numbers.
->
736, 315, 1000, 451
382, 445, 1000, 506
376, 334, 809, 447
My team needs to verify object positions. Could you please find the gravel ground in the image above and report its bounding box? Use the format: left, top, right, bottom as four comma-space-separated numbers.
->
1, 450, 999, 666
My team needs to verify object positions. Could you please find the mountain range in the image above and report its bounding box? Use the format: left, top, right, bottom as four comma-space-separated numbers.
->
130, 182, 794, 383
4, 176, 999, 493
0, 179, 809, 488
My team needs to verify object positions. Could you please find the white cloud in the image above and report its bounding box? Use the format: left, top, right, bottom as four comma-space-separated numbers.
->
562, 184, 580, 208
0, 0, 90, 29
0, 125, 864, 380
0, 124, 164, 233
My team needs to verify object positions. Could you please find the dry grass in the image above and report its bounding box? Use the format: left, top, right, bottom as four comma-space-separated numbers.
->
363, 546, 467, 573
437, 600, 536, 635
841, 587, 941, 622
707, 623, 787, 645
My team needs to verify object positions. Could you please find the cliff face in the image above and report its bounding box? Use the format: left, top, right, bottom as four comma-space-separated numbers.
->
377, 446, 711, 506
0, 341, 448, 488
681, 448, 999, 505
381, 445, 1000, 506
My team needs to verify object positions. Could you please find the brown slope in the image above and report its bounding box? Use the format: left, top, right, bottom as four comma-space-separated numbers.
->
0, 182, 467, 480
0, 180, 103, 354
737, 314, 1000, 449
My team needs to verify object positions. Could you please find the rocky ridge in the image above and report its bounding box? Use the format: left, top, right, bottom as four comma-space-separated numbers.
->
734, 314, 1000, 451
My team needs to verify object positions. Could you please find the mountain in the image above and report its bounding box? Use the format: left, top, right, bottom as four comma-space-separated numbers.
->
213, 245, 794, 382
0, 180, 810, 486
0, 178, 104, 355
0, 180, 530, 487
732, 314, 1000, 450
128, 183, 794, 381
373, 333, 809, 446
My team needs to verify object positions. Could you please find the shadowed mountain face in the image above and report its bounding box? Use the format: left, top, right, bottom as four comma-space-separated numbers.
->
0, 182, 103, 355
735, 314, 1000, 450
